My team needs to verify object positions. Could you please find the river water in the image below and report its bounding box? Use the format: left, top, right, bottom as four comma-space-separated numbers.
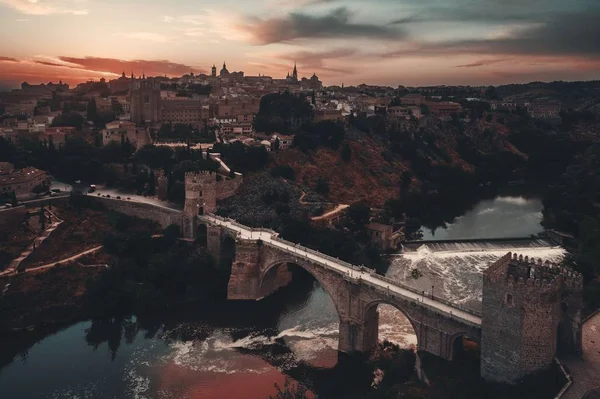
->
0, 196, 562, 398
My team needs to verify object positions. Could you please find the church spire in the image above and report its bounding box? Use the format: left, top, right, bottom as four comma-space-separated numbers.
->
293, 61, 298, 80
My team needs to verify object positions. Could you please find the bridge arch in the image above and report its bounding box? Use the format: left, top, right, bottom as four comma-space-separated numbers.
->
259, 259, 345, 317
363, 299, 420, 350
448, 331, 481, 361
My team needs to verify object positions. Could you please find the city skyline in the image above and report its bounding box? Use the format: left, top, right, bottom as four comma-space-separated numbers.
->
1, 0, 600, 88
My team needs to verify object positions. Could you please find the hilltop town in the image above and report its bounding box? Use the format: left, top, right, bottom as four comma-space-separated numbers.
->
1, 69, 600, 399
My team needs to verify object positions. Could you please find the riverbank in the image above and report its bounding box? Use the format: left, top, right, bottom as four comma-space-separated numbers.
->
0, 264, 101, 332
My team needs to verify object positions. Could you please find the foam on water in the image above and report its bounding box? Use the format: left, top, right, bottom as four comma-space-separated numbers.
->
495, 196, 531, 206
388, 242, 566, 311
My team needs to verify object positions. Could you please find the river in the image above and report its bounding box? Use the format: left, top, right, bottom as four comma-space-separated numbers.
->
0, 195, 560, 398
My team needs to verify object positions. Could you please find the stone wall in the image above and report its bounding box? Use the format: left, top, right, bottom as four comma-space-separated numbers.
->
217, 176, 243, 201
89, 197, 183, 229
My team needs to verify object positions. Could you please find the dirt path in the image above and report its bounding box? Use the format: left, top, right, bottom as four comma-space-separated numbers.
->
0, 209, 63, 277
311, 204, 349, 221
21, 246, 104, 273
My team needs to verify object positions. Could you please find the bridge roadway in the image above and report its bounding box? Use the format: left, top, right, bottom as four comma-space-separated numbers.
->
200, 214, 482, 328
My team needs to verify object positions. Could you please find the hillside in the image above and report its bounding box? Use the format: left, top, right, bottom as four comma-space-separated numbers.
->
271, 131, 409, 207
269, 124, 526, 208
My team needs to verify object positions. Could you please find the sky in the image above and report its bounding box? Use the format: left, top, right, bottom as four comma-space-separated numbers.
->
1, 0, 600, 88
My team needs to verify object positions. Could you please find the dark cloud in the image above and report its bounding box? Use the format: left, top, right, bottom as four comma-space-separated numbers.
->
381, 10, 600, 60
388, 9, 543, 25
455, 58, 510, 68
0, 56, 19, 62
278, 48, 356, 73
33, 60, 65, 67
239, 7, 406, 44
387, 0, 599, 25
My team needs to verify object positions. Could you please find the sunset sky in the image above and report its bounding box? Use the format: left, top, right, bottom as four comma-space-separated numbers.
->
1, 0, 599, 88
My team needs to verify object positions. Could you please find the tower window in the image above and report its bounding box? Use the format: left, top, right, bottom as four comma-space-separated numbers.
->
506, 294, 514, 306
144, 95, 150, 104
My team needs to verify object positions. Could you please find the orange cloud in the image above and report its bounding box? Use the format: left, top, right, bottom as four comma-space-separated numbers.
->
0, 56, 204, 87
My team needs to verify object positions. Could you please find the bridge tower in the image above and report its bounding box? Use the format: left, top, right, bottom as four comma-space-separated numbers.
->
481, 253, 583, 384
183, 171, 217, 240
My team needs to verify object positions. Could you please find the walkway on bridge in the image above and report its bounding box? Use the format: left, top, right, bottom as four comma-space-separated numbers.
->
201, 214, 482, 327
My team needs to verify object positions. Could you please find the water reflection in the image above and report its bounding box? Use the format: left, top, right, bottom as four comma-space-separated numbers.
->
422, 196, 544, 240
0, 271, 376, 398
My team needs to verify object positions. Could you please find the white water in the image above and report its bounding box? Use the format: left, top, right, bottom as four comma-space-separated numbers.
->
387, 242, 566, 312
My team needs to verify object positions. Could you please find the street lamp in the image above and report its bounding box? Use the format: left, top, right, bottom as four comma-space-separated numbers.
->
431, 285, 434, 299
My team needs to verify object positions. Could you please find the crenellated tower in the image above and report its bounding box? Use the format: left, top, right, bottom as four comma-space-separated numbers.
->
481, 252, 583, 384
183, 171, 218, 239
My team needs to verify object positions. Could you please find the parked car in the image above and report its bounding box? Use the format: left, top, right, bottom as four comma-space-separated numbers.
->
88, 185, 96, 193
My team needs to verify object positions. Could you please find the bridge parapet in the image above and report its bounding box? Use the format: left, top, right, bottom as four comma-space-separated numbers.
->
201, 213, 481, 324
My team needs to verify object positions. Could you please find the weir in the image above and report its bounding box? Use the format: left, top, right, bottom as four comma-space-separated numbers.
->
403, 237, 555, 253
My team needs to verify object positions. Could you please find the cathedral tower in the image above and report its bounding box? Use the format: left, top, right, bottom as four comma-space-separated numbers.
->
292, 62, 298, 82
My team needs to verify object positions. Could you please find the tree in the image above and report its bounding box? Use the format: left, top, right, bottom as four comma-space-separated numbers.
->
346, 202, 371, 232
33, 184, 47, 195
51, 111, 85, 130
135, 145, 174, 171
48, 135, 56, 152
10, 190, 17, 207
315, 177, 330, 195
340, 142, 351, 162
39, 204, 46, 230
87, 98, 97, 121
420, 104, 431, 116
271, 165, 296, 181
148, 170, 156, 195
484, 85, 500, 100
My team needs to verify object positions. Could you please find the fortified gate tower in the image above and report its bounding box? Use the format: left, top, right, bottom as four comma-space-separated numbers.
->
183, 171, 217, 239
481, 253, 583, 384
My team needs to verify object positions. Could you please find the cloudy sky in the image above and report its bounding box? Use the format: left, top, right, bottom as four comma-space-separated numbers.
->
1, 0, 599, 87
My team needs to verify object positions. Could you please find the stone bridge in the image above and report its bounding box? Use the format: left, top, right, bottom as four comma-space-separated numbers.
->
88, 191, 583, 384
200, 214, 482, 360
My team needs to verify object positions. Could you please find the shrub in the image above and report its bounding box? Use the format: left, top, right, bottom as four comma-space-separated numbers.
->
271, 165, 296, 181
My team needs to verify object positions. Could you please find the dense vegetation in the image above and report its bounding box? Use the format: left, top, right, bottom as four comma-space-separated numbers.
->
253, 92, 313, 133
85, 224, 223, 319
543, 144, 600, 308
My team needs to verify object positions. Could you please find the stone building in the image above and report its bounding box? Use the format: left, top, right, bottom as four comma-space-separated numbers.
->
527, 100, 562, 119
481, 253, 583, 384
182, 170, 243, 239
0, 162, 51, 199
161, 99, 207, 125
366, 222, 405, 251
130, 75, 161, 125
